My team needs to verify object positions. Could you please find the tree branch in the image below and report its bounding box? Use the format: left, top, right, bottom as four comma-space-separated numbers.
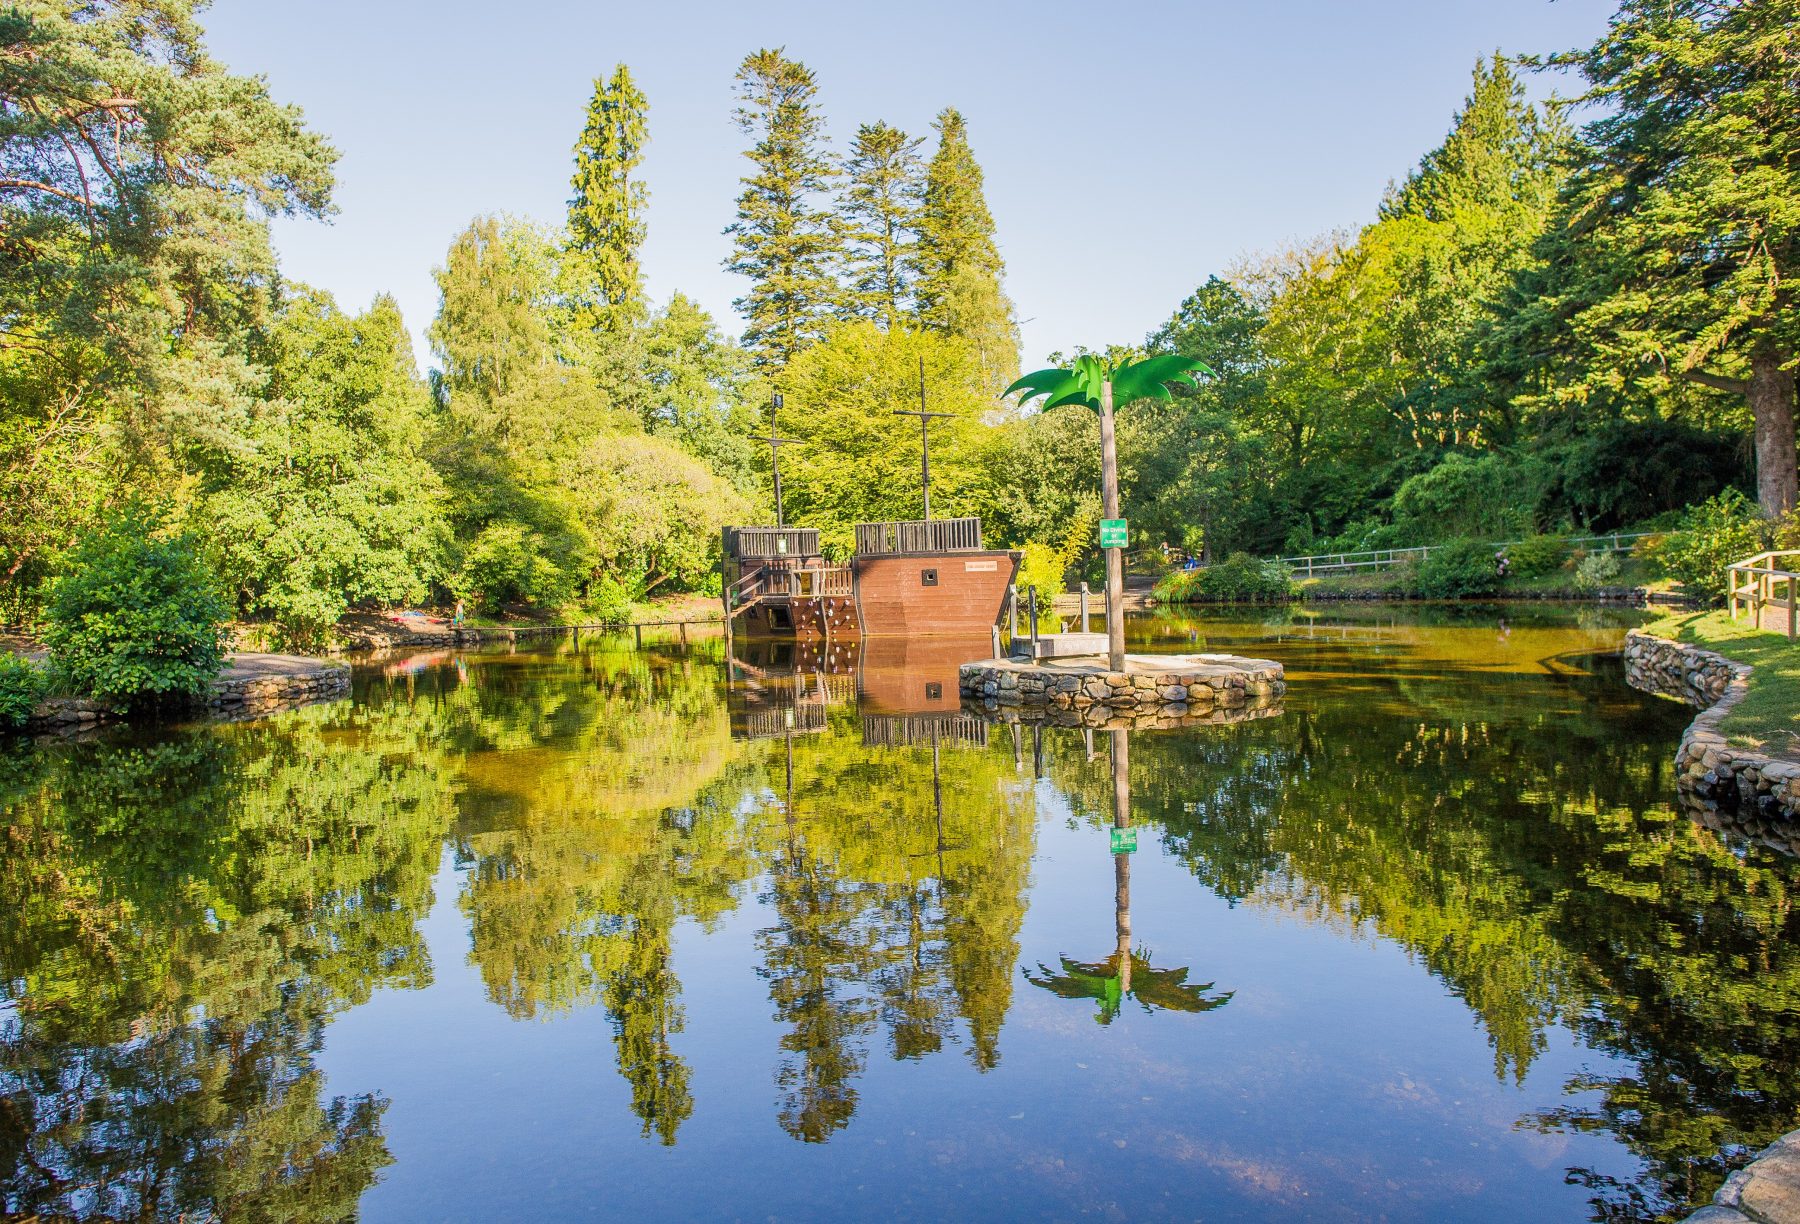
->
1679, 367, 1751, 396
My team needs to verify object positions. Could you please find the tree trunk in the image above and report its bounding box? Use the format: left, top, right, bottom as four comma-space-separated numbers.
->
1750, 346, 1798, 516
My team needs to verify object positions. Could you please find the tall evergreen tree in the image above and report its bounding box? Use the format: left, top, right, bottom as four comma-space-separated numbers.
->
1535, 0, 1798, 514
723, 49, 843, 369
566, 65, 650, 335
839, 121, 924, 327
914, 108, 1018, 388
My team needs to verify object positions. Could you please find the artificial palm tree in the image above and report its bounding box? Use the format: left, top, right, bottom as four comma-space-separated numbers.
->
1005, 354, 1213, 668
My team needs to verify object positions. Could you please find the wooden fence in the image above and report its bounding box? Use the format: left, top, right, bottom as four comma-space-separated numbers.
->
1272, 531, 1655, 577
1728, 549, 1800, 640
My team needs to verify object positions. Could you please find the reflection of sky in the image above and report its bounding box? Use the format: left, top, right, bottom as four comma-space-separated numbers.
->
313, 656, 1661, 1222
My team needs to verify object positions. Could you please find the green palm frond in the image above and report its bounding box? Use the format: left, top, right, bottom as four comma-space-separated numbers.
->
1004, 353, 1214, 412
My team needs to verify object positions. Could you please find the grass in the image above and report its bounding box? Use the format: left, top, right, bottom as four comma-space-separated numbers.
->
1641, 609, 1800, 759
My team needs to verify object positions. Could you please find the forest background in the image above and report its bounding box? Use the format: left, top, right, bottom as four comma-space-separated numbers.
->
0, 0, 1794, 646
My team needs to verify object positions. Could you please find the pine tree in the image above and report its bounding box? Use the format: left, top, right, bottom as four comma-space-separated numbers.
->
566, 64, 650, 335
914, 108, 1018, 388
839, 121, 924, 327
724, 48, 844, 369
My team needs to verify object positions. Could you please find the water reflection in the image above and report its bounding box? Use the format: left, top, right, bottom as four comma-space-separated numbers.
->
1, 612, 1798, 1220
1027, 729, 1234, 1024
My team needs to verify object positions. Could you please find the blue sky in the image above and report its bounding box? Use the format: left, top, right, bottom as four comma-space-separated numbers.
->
203, 0, 1617, 371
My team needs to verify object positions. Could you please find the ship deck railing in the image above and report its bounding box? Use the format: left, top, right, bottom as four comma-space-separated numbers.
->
854, 517, 984, 556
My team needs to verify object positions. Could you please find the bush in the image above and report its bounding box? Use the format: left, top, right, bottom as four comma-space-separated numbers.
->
1015, 542, 1068, 611
1574, 551, 1622, 591
1389, 452, 1550, 542
456, 523, 573, 610
1505, 535, 1572, 579
1195, 553, 1293, 602
43, 514, 230, 707
1414, 538, 1504, 599
1642, 490, 1767, 603
584, 576, 633, 628
1543, 419, 1749, 531
0, 653, 44, 729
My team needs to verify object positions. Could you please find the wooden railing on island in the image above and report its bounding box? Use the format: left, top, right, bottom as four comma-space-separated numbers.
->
855, 517, 984, 556
1728, 549, 1800, 639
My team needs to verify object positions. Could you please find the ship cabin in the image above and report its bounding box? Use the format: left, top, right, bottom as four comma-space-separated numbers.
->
721, 516, 1019, 641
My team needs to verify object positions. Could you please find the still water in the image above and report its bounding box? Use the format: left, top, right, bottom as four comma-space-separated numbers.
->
3, 605, 1797, 1222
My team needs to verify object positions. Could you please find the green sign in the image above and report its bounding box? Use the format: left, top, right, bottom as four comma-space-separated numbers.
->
1100, 518, 1129, 549
1109, 827, 1138, 854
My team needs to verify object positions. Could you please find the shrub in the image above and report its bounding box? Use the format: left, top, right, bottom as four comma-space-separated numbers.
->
456, 523, 573, 610
1389, 452, 1550, 542
1543, 419, 1749, 531
1504, 535, 1572, 579
1414, 538, 1504, 599
1575, 551, 1622, 591
1015, 542, 1068, 611
0, 653, 44, 729
43, 514, 230, 706
584, 576, 633, 628
1195, 553, 1293, 602
1642, 490, 1767, 603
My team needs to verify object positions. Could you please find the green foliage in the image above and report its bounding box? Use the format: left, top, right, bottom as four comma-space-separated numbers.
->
566, 64, 650, 334
1504, 535, 1571, 579
1013, 543, 1065, 609
1414, 537, 1504, 599
840, 121, 924, 327
914, 108, 1017, 389
1390, 452, 1549, 541
1159, 554, 1292, 603
0, 652, 44, 729
1533, 0, 1799, 514
724, 49, 844, 368
1642, 490, 1768, 603
1539, 419, 1749, 531
202, 290, 449, 647
455, 523, 573, 610
43, 515, 230, 706
1574, 550, 1622, 590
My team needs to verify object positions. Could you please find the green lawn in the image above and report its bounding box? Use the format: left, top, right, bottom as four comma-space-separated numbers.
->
1641, 609, 1800, 759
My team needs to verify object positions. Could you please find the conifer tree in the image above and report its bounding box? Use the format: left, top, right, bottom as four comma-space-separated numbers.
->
839, 121, 924, 327
723, 48, 844, 368
566, 65, 650, 335
914, 108, 1018, 387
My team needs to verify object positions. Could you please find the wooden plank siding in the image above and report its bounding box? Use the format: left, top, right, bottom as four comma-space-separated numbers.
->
852, 551, 1019, 638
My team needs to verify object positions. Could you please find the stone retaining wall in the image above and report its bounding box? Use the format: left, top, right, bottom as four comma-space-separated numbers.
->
1685, 1130, 1800, 1223
1622, 630, 1799, 825
959, 654, 1285, 728
25, 660, 350, 732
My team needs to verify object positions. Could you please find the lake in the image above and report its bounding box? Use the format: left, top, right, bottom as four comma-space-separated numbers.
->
3, 604, 1796, 1222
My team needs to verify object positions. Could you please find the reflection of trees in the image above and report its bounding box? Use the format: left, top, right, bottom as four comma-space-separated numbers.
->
1, 702, 456, 1220
753, 713, 1037, 1140
1053, 651, 1800, 1218
441, 644, 754, 1145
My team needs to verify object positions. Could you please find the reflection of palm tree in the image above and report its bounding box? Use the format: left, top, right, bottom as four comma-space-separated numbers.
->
1027, 949, 1233, 1025
1026, 729, 1233, 1025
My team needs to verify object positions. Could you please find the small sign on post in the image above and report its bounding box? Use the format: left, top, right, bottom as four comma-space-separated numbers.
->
1100, 519, 1129, 549
1109, 826, 1137, 855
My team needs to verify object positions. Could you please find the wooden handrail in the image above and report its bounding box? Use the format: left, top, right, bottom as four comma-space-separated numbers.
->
1728, 550, 1800, 640
725, 526, 820, 560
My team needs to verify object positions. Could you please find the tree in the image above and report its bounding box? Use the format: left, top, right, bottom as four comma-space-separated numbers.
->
640, 292, 762, 493
566, 64, 650, 335
1545, 0, 1799, 514
839, 121, 924, 326
202, 290, 449, 644
0, 1, 336, 615
724, 49, 843, 369
914, 108, 1017, 389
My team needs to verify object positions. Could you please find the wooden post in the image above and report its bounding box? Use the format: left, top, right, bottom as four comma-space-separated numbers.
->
633, 623, 642, 649
1099, 380, 1126, 671
1009, 585, 1020, 639
1080, 582, 1090, 633
992, 624, 1002, 660
1028, 586, 1039, 650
